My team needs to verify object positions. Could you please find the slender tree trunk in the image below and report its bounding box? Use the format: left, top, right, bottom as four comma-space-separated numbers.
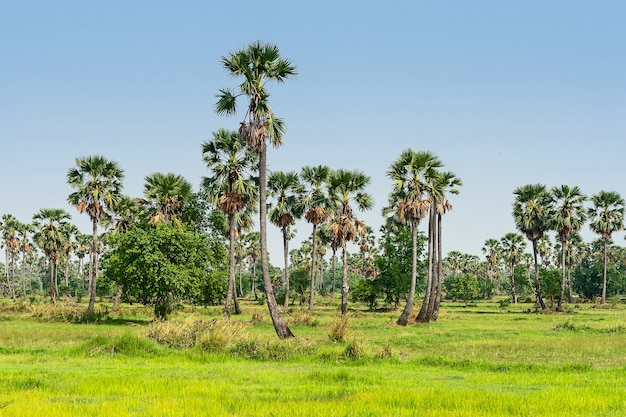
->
21, 253, 27, 300
308, 223, 318, 310
416, 208, 435, 322
567, 268, 573, 303
10, 255, 16, 301
87, 219, 99, 313
238, 260, 244, 298
427, 214, 439, 318
510, 263, 517, 304
557, 237, 566, 312
113, 284, 122, 309
601, 238, 608, 304
258, 144, 294, 339
49, 258, 56, 304
341, 242, 349, 317
532, 240, 546, 310
431, 213, 445, 321
224, 213, 236, 318
283, 226, 290, 311
233, 280, 241, 314
397, 219, 418, 326
251, 261, 258, 300
331, 251, 337, 299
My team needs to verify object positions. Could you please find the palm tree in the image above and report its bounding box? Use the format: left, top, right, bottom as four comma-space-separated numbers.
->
143, 172, 192, 224
425, 170, 462, 321
202, 129, 258, 318
60, 223, 79, 288
215, 41, 297, 339
67, 155, 124, 313
267, 170, 304, 310
500, 232, 527, 304
1, 214, 21, 301
513, 184, 552, 309
300, 165, 333, 310
386, 150, 442, 326
32, 208, 72, 304
588, 190, 625, 304
563, 231, 585, 302
16, 222, 34, 300
327, 169, 373, 316
550, 185, 587, 311
482, 238, 502, 294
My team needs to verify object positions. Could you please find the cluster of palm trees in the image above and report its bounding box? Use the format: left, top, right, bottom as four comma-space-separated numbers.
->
483, 185, 624, 309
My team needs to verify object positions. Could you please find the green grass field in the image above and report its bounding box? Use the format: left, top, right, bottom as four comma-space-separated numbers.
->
1, 299, 625, 416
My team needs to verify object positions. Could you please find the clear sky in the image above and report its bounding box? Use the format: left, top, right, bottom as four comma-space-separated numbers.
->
1, 1, 625, 265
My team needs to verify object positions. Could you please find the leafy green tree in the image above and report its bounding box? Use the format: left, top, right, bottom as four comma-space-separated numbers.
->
288, 268, 310, 305
444, 273, 479, 306
539, 268, 562, 309
588, 190, 625, 304
215, 41, 297, 339
513, 183, 552, 309
102, 222, 224, 319
268, 170, 304, 310
550, 185, 587, 311
375, 224, 426, 309
202, 128, 258, 318
351, 279, 380, 310
67, 155, 124, 313
327, 169, 373, 316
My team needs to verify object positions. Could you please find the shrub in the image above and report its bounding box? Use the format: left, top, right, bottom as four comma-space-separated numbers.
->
343, 338, 365, 361
328, 316, 351, 342
288, 309, 318, 327
146, 318, 246, 351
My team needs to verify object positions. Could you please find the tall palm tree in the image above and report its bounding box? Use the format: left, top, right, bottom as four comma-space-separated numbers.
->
563, 231, 585, 302
482, 238, 502, 294
60, 223, 79, 287
143, 172, 192, 224
429, 170, 462, 321
500, 232, 526, 304
386, 150, 442, 326
267, 170, 304, 310
202, 129, 258, 318
513, 184, 552, 309
215, 41, 297, 339
550, 185, 587, 311
32, 208, 72, 304
1, 214, 21, 301
67, 155, 124, 313
588, 190, 625, 304
327, 169, 373, 316
16, 222, 34, 300
300, 165, 333, 310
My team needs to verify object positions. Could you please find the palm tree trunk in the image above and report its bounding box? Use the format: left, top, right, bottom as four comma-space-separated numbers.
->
258, 144, 294, 339
308, 223, 318, 310
431, 213, 445, 321
233, 281, 241, 314
113, 284, 122, 309
532, 240, 546, 310
557, 238, 566, 311
567, 268, 573, 303
601, 238, 608, 304
224, 213, 236, 318
21, 253, 27, 300
10, 255, 16, 301
283, 226, 290, 311
49, 258, 56, 304
510, 263, 517, 304
341, 242, 349, 317
416, 208, 435, 322
87, 219, 99, 313
427, 214, 440, 319
397, 219, 418, 326
331, 251, 337, 299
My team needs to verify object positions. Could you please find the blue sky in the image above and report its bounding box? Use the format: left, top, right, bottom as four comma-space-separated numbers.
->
1, 1, 625, 264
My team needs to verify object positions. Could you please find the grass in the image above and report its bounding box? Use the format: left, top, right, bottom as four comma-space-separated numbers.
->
1, 297, 626, 416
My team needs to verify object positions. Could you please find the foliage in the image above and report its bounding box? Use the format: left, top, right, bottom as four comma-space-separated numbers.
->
101, 222, 225, 318
539, 268, 562, 308
374, 225, 426, 308
351, 279, 380, 310
288, 268, 310, 305
444, 273, 480, 305
146, 318, 246, 351
572, 253, 623, 299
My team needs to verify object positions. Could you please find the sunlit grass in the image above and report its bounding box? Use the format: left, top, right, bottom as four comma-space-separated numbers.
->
1, 298, 626, 416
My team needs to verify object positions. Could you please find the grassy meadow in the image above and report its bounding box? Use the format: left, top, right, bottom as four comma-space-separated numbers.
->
1, 298, 625, 416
